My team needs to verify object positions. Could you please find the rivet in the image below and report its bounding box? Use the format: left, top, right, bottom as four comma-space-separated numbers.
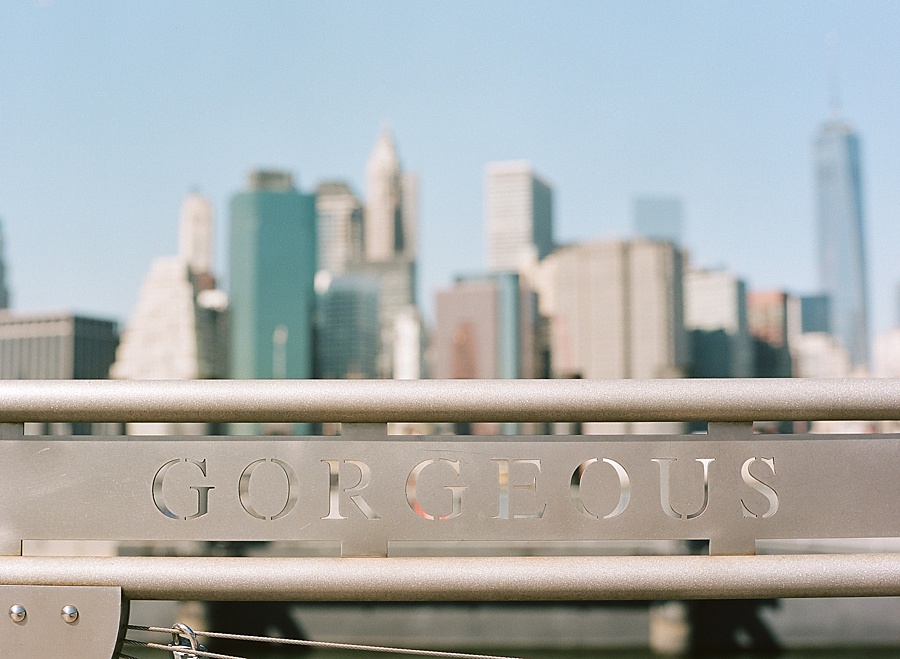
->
61, 605, 79, 623
9, 604, 26, 622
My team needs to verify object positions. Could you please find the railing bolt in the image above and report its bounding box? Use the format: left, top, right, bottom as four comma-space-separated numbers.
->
8, 604, 26, 622
61, 605, 78, 623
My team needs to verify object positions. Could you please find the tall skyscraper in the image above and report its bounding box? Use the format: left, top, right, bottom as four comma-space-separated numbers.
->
316, 181, 364, 275
0, 218, 9, 309
486, 161, 553, 281
364, 128, 416, 262
356, 128, 421, 378
815, 117, 870, 369
633, 196, 683, 245
229, 170, 317, 387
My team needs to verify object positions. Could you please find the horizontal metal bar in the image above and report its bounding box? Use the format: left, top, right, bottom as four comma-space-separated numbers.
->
2, 554, 900, 600
0, 378, 899, 423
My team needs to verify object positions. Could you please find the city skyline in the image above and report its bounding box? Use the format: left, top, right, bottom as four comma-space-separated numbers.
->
2, 3, 900, 338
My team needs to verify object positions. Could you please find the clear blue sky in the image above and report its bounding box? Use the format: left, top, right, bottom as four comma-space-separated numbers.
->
2, 1, 899, 335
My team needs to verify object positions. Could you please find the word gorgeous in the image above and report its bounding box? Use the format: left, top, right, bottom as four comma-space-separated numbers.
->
151, 454, 779, 523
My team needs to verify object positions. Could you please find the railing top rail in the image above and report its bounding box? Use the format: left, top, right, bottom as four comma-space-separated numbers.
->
0, 378, 899, 424
2, 554, 900, 601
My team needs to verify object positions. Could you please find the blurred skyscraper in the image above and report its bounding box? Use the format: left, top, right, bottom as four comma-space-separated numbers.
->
365, 128, 417, 262
0, 218, 9, 309
229, 170, 317, 389
434, 272, 539, 381
0, 311, 118, 380
486, 161, 554, 283
434, 272, 540, 435
633, 196, 683, 245
112, 193, 228, 435
815, 117, 870, 369
536, 239, 687, 434
316, 181, 364, 275
357, 129, 421, 378
537, 239, 688, 382
746, 291, 793, 378
315, 272, 379, 379
113, 193, 228, 382
685, 268, 753, 378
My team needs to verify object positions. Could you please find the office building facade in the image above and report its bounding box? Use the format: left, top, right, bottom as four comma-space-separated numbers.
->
434, 272, 540, 435
229, 170, 317, 383
316, 181, 364, 275
486, 161, 553, 282
536, 239, 687, 434
536, 239, 688, 381
685, 268, 753, 378
434, 272, 538, 381
0, 311, 118, 380
315, 273, 380, 379
746, 291, 793, 378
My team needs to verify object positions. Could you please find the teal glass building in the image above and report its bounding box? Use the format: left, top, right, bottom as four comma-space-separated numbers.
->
229, 171, 317, 389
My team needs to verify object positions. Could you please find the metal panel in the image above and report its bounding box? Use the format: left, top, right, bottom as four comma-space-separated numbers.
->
0, 378, 900, 423
0, 585, 127, 659
2, 426, 899, 557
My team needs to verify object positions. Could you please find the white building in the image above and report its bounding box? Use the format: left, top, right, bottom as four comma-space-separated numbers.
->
792, 332, 852, 379
112, 192, 228, 435
536, 239, 687, 433
486, 161, 553, 283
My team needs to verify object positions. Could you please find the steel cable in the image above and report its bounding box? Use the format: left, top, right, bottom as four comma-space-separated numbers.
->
129, 624, 524, 659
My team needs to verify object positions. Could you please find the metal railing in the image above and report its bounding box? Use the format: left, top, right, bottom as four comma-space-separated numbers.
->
1, 377, 899, 423
2, 378, 900, 603
2, 553, 900, 601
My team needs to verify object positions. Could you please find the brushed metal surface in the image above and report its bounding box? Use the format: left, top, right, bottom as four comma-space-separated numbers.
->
2, 428, 899, 557
0, 585, 126, 658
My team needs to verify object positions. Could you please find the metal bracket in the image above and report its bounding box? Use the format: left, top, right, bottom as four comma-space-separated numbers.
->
0, 585, 129, 659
